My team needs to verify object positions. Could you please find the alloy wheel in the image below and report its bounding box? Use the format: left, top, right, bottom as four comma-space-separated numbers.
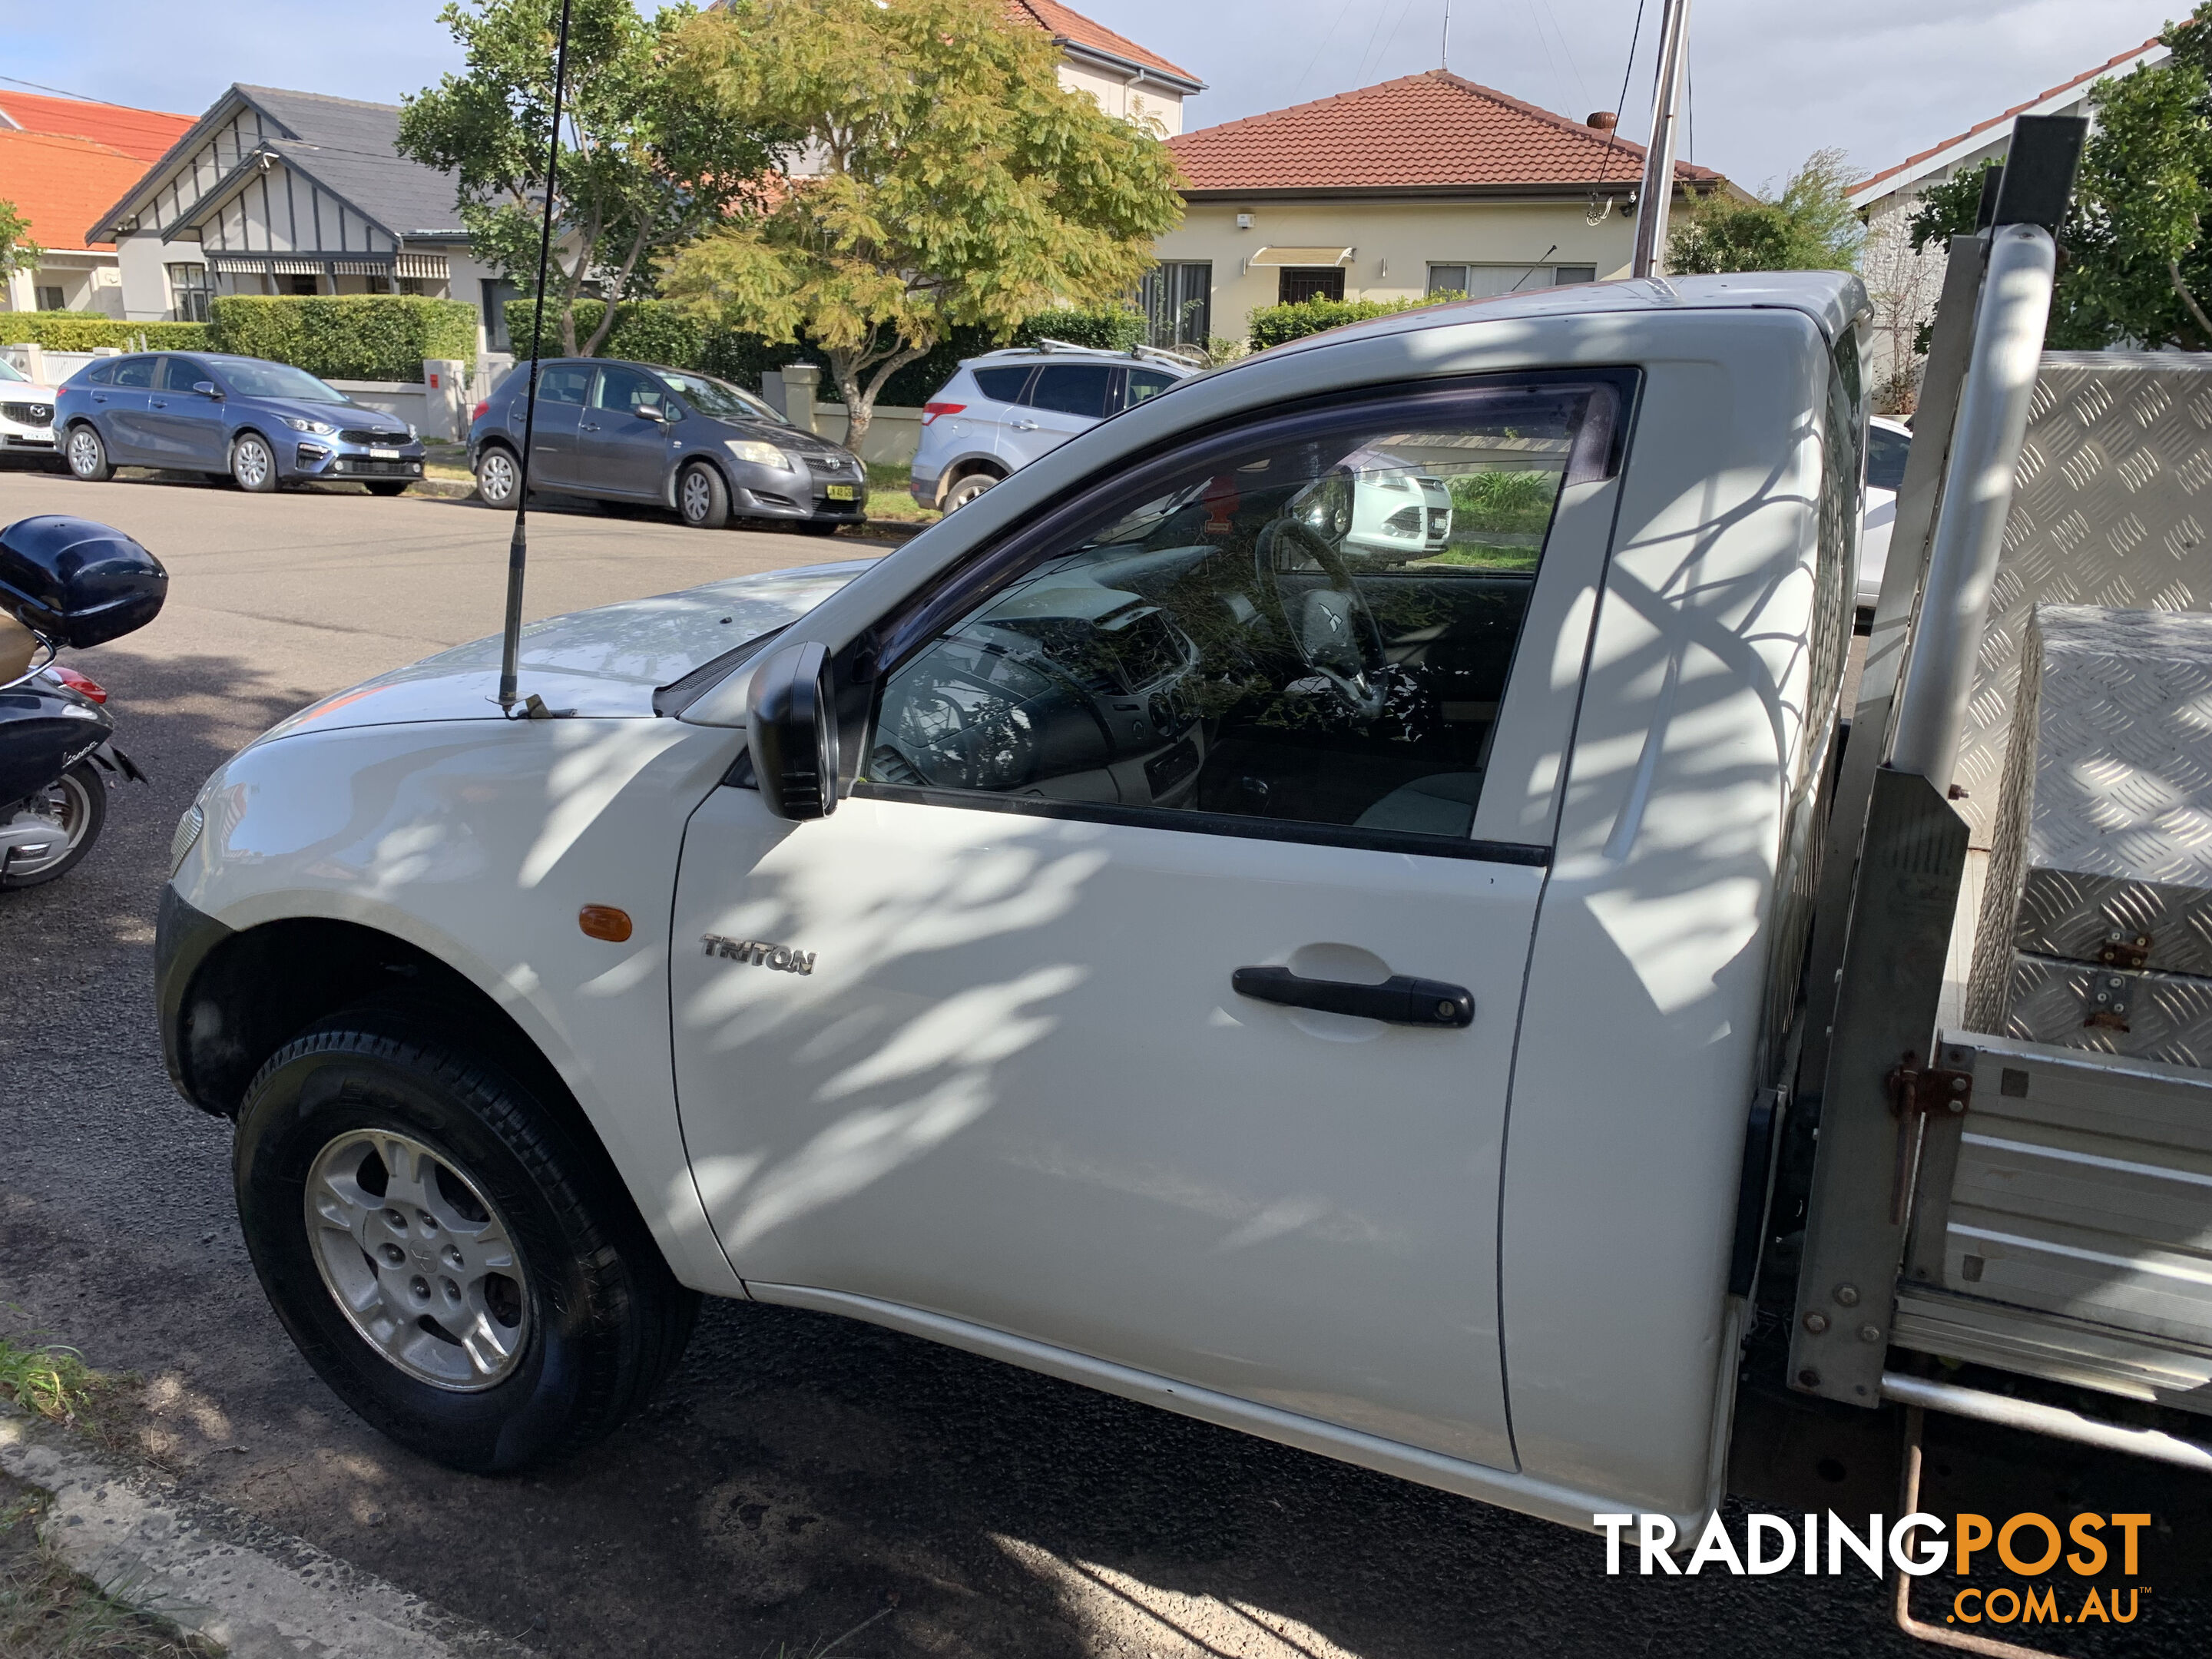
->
2, 769, 94, 881
233, 437, 273, 490
67, 429, 103, 478
303, 1128, 531, 1391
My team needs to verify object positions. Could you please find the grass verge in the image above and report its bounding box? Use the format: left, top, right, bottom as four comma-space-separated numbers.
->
0, 1476, 214, 1658
0, 1336, 146, 1465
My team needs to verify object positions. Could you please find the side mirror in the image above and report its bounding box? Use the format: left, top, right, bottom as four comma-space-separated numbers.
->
192, 381, 223, 400
747, 641, 839, 820
637, 404, 667, 422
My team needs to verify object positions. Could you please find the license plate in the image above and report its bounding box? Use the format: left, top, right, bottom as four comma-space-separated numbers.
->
369, 447, 400, 460
825, 483, 856, 502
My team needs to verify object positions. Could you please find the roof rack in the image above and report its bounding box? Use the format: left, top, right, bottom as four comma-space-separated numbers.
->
967, 339, 1204, 370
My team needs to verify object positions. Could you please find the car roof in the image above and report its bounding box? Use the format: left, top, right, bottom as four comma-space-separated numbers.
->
960, 344, 1200, 373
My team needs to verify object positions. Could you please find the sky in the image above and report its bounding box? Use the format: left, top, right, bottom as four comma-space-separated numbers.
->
0, 0, 2189, 190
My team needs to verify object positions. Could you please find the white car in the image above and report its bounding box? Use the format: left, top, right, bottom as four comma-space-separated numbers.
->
909, 342, 1198, 512
0, 356, 59, 468
1856, 414, 1912, 608
159, 273, 1874, 1535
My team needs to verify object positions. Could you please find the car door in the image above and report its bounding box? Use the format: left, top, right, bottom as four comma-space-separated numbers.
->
579, 365, 672, 497
998, 363, 1114, 469
671, 373, 1626, 1469
94, 356, 158, 462
143, 356, 230, 469
516, 361, 591, 489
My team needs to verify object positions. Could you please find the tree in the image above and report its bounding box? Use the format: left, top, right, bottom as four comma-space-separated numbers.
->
0, 199, 41, 283
399, 0, 783, 357
1908, 8, 2212, 350
1669, 149, 1865, 274
658, 0, 1184, 443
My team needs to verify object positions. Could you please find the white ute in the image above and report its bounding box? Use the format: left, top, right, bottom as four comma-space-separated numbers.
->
158, 186, 2210, 1568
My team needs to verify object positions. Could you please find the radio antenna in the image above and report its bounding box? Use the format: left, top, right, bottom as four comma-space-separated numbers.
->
497, 0, 575, 715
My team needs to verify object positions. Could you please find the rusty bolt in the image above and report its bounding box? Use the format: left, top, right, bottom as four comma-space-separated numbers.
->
1803, 1311, 1830, 1335
1834, 1283, 1860, 1307
1859, 1323, 1883, 1343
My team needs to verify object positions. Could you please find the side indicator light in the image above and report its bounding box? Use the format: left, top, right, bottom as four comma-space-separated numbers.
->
579, 905, 634, 942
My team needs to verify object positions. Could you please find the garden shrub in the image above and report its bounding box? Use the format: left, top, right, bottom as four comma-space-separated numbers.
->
0, 313, 207, 351
1246, 293, 1462, 352
207, 295, 478, 381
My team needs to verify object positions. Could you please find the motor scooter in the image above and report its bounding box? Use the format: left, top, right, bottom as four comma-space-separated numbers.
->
0, 516, 166, 889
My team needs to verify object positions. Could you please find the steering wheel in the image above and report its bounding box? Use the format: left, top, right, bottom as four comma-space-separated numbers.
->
1253, 517, 1390, 720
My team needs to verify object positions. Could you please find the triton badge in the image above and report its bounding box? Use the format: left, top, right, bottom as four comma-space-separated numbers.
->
701, 934, 816, 975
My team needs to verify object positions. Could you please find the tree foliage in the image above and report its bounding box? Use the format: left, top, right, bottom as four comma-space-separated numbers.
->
1669, 149, 1864, 274
1909, 8, 2212, 349
658, 0, 1184, 440
0, 200, 40, 278
399, 0, 781, 358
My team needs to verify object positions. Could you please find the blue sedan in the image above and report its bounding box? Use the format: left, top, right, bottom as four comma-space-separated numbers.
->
55, 353, 426, 495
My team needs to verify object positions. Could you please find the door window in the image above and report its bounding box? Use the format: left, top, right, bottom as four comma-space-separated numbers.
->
1124, 369, 1178, 408
1025, 365, 1115, 419
591, 365, 665, 418
866, 377, 1624, 845
1866, 422, 1910, 492
155, 356, 207, 392
971, 366, 1034, 404
109, 357, 157, 389
532, 363, 591, 405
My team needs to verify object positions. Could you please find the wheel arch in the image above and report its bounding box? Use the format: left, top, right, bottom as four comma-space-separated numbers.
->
669, 449, 734, 508
937, 454, 1005, 504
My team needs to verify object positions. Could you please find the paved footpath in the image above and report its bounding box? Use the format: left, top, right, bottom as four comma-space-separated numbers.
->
0, 467, 2203, 1657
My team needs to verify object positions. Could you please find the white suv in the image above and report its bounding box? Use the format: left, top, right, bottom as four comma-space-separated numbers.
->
909, 342, 1199, 512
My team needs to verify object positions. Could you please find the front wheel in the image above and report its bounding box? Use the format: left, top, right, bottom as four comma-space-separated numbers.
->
233, 1011, 697, 1473
65, 426, 113, 482
676, 461, 730, 529
230, 432, 280, 494
0, 761, 106, 889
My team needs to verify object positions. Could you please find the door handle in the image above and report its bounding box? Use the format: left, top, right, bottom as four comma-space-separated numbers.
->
151, 399, 167, 408
1231, 965, 1474, 1028
91, 395, 107, 403
580, 420, 600, 431
1012, 419, 1039, 430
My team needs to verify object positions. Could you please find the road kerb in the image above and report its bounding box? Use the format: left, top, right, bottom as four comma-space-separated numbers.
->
0, 1410, 526, 1659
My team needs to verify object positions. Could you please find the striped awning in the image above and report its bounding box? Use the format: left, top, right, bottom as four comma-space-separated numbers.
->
206, 252, 451, 280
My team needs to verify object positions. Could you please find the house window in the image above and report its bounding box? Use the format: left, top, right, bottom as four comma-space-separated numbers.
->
399, 276, 426, 296
1140, 261, 1211, 348
164, 265, 212, 322
284, 273, 320, 296
1429, 263, 1601, 298
364, 273, 393, 294
1278, 267, 1345, 305
35, 286, 65, 313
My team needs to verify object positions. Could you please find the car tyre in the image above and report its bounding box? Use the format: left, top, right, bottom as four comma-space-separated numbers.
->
364, 481, 409, 498
676, 461, 730, 529
230, 432, 280, 494
475, 445, 521, 508
942, 470, 1000, 511
65, 425, 113, 482
232, 1008, 699, 1473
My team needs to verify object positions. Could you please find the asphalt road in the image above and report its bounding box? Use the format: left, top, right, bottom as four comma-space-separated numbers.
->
0, 465, 2204, 1659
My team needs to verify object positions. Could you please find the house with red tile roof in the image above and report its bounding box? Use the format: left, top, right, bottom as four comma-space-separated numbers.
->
1144, 71, 1724, 349
1004, 0, 1203, 134
0, 91, 194, 316
1847, 34, 2168, 405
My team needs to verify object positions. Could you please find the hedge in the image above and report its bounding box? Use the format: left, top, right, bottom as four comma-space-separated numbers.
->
207, 296, 478, 381
1247, 293, 1461, 352
0, 313, 208, 351
503, 300, 1151, 406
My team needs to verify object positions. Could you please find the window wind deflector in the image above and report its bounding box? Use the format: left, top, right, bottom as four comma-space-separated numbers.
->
653, 625, 790, 718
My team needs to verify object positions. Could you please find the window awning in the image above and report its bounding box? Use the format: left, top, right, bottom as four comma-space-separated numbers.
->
1245, 246, 1354, 267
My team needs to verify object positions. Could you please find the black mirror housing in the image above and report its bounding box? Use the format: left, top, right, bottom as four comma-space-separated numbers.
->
747, 641, 839, 820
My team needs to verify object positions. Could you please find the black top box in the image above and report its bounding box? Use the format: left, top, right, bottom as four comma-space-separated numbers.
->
0, 516, 167, 650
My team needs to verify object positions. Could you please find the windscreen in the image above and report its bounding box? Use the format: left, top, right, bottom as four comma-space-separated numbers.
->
0, 359, 25, 383
661, 371, 789, 426
218, 360, 349, 403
